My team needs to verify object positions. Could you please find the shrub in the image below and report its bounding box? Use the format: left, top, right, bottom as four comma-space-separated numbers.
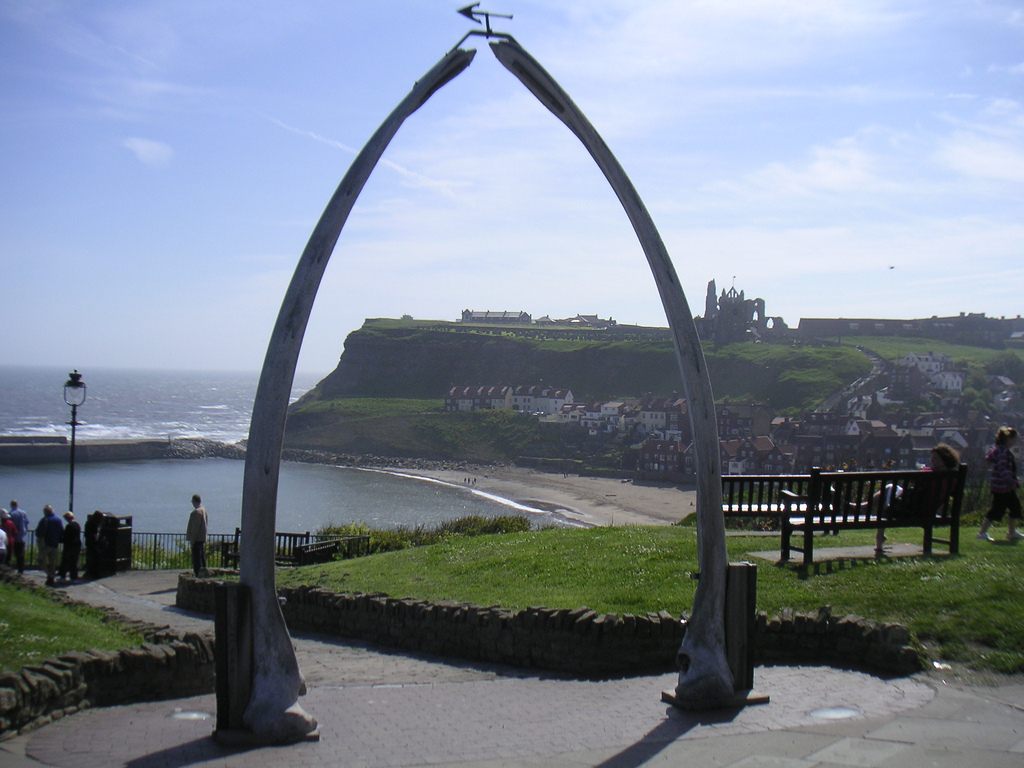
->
317, 514, 532, 554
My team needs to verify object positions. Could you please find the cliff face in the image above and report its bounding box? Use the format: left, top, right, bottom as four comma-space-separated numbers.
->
283, 321, 872, 459
312, 325, 680, 401
297, 320, 872, 413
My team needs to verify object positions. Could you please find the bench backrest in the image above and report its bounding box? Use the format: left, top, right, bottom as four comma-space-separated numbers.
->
721, 474, 812, 516
807, 464, 967, 525
232, 527, 314, 560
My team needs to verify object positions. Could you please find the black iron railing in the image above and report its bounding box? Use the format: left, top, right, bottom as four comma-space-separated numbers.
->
11, 530, 354, 572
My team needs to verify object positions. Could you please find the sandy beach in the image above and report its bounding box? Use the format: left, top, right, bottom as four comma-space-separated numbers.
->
400, 465, 697, 528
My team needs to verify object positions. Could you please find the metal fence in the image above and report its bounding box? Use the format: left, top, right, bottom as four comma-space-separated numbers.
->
130, 532, 238, 571
11, 530, 339, 572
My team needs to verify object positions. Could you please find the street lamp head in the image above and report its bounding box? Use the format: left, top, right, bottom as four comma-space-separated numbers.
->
63, 370, 87, 407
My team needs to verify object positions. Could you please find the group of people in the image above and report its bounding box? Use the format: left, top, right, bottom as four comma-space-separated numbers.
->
0, 493, 209, 581
0, 500, 83, 586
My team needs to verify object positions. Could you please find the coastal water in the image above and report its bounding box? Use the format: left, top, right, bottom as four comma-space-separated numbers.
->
0, 366, 549, 534
0, 366, 305, 443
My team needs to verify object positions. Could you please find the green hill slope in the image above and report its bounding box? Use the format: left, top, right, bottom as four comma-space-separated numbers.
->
303, 320, 870, 409
284, 320, 871, 460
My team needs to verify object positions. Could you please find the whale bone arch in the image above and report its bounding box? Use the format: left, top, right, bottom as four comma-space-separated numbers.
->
239, 37, 730, 742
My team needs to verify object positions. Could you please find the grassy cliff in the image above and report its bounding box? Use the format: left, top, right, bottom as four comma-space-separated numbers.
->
302, 320, 870, 408
284, 320, 871, 460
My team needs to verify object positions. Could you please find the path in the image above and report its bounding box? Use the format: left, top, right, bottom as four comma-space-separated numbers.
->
2, 570, 1022, 767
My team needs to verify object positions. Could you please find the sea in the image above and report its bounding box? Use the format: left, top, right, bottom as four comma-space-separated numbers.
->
0, 366, 552, 535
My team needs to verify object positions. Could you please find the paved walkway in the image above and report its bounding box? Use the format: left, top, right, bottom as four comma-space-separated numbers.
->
3, 571, 1023, 767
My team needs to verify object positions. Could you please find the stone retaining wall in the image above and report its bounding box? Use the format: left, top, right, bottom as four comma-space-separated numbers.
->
177, 574, 923, 677
0, 569, 215, 740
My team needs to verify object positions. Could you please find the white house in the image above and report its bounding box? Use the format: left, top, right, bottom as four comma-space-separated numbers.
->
899, 352, 950, 375
511, 385, 574, 415
929, 370, 965, 393
600, 402, 626, 432
581, 403, 605, 434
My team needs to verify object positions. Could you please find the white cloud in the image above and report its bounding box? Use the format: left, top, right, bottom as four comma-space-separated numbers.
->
746, 138, 881, 195
539, 0, 911, 82
267, 116, 464, 199
935, 132, 1024, 183
122, 137, 173, 167
989, 62, 1024, 75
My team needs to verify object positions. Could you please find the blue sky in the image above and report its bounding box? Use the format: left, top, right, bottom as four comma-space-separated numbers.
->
2, 1, 1022, 376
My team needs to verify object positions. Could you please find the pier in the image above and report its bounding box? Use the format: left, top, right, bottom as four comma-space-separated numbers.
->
0, 436, 243, 466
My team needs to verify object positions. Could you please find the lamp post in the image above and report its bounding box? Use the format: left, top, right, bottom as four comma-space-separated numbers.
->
63, 370, 86, 513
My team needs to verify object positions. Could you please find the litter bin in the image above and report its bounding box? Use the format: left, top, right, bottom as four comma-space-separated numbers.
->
95, 514, 132, 576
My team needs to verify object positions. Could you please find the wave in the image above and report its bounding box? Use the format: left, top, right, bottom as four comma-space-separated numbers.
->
3, 423, 247, 444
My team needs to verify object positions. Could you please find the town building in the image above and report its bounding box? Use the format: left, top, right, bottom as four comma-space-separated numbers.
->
460, 310, 532, 324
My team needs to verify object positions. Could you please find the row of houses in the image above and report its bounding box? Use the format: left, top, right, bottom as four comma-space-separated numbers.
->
635, 435, 791, 478
446, 386, 772, 438
458, 310, 617, 329
632, 414, 988, 481
446, 383, 1004, 480
445, 385, 575, 415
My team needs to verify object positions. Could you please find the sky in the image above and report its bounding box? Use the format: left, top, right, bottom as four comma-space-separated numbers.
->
1, 1, 1022, 377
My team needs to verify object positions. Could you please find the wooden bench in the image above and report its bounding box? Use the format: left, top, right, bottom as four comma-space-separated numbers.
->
780, 465, 967, 567
294, 535, 371, 566
721, 474, 812, 527
721, 466, 967, 568
220, 528, 371, 568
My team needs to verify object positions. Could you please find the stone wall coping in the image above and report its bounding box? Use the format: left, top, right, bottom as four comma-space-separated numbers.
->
177, 573, 923, 679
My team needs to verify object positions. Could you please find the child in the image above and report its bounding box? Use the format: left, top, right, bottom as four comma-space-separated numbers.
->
978, 426, 1022, 542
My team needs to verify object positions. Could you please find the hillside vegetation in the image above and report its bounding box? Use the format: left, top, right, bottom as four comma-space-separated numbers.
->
300, 321, 870, 408
842, 336, 1024, 369
286, 399, 551, 460
285, 321, 870, 459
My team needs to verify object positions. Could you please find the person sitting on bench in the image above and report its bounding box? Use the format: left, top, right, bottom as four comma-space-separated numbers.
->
874, 443, 960, 556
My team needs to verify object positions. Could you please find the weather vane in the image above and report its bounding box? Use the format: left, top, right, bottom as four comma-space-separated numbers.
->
458, 3, 513, 37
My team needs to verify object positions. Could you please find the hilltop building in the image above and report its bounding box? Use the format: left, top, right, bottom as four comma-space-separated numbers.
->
695, 279, 788, 345
460, 310, 532, 324
798, 313, 1024, 346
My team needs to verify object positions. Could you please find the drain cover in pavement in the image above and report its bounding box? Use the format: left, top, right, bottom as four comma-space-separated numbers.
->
170, 709, 212, 721
809, 705, 861, 720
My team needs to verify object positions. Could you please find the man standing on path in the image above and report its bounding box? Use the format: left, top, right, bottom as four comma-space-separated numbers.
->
35, 505, 64, 586
9, 500, 29, 573
186, 494, 208, 576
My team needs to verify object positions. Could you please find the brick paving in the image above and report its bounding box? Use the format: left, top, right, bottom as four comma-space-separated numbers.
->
2, 570, 1022, 767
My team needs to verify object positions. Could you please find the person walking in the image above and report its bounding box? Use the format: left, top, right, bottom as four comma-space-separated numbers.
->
35, 505, 64, 586
0, 515, 7, 564
58, 511, 82, 582
9, 500, 29, 573
978, 426, 1022, 542
0, 509, 16, 566
186, 494, 208, 576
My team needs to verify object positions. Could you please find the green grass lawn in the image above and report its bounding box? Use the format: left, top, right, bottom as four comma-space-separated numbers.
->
0, 582, 144, 673
841, 336, 1024, 367
278, 524, 1024, 673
